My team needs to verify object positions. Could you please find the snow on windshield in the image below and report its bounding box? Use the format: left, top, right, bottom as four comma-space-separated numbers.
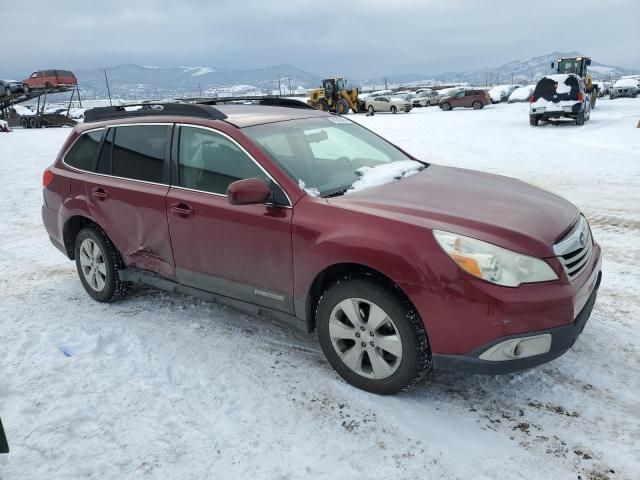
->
347, 160, 423, 194
298, 179, 320, 197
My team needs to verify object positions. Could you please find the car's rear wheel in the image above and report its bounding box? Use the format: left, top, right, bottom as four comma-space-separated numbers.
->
367, 105, 375, 115
390, 105, 397, 114
576, 111, 585, 126
441, 102, 451, 111
316, 277, 431, 394
75, 227, 131, 302
529, 115, 539, 127
472, 101, 483, 110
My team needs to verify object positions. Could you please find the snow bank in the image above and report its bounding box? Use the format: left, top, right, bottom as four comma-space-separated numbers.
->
347, 160, 423, 193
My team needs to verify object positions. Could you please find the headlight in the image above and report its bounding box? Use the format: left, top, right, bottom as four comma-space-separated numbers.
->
433, 230, 558, 287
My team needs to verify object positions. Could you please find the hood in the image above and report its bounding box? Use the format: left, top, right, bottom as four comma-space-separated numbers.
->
328, 165, 579, 258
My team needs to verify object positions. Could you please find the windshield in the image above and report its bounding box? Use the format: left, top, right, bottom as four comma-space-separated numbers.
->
557, 59, 580, 74
243, 117, 426, 196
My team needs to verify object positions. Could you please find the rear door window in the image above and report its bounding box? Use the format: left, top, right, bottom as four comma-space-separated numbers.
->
65, 130, 104, 171
111, 125, 169, 183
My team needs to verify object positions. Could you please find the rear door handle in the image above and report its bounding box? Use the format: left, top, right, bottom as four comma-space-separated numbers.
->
91, 187, 109, 200
170, 203, 195, 218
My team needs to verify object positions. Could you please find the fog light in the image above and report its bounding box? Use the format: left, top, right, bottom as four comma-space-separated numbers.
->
479, 334, 552, 361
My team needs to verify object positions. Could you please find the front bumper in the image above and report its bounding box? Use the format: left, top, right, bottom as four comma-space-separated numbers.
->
432, 271, 601, 374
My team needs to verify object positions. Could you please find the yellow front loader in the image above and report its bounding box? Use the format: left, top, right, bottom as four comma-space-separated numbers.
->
307, 78, 361, 114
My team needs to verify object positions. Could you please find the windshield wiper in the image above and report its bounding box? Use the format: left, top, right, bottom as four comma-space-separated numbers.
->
321, 187, 350, 198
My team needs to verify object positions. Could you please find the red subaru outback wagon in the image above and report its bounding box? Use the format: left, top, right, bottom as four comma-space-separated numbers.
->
42, 102, 602, 394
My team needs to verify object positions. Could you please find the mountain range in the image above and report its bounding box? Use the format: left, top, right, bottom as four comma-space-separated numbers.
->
38, 51, 638, 100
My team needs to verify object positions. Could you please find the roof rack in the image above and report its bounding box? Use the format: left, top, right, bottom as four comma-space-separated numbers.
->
196, 96, 315, 110
84, 103, 227, 123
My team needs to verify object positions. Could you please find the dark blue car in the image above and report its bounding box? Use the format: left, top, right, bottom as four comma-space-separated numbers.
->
1, 79, 26, 97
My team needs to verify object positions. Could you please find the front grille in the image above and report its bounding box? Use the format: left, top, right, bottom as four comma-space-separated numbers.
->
554, 216, 593, 281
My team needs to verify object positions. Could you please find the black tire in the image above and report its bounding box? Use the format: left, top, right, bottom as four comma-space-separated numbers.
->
316, 99, 329, 112
20, 117, 29, 128
74, 227, 131, 302
529, 115, 539, 127
367, 105, 375, 115
472, 101, 483, 110
576, 111, 585, 126
390, 105, 397, 114
28, 117, 38, 128
441, 102, 451, 111
336, 99, 349, 115
316, 277, 431, 394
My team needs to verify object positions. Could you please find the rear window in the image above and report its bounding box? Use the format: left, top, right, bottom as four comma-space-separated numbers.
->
533, 75, 580, 101
111, 125, 169, 183
65, 130, 103, 171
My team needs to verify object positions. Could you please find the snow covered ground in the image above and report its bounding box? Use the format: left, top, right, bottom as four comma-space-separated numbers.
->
1, 98, 639, 480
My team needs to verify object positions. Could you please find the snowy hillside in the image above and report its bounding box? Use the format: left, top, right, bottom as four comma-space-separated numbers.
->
11, 52, 635, 101
71, 63, 322, 99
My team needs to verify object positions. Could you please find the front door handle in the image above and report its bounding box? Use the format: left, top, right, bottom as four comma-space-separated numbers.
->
91, 187, 109, 200
170, 203, 195, 218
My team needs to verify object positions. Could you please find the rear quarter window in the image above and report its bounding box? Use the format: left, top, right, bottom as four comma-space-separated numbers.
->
65, 130, 103, 171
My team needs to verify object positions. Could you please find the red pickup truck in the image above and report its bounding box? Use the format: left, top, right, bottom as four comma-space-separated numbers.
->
23, 69, 77, 91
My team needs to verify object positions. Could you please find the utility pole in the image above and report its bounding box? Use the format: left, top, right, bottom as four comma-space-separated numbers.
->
104, 70, 113, 106
277, 74, 282, 96
288, 76, 292, 95
511, 73, 514, 84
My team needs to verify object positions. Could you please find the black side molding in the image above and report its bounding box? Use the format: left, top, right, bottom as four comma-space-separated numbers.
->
118, 268, 307, 332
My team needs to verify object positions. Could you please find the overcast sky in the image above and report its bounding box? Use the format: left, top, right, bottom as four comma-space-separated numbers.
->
2, 0, 639, 78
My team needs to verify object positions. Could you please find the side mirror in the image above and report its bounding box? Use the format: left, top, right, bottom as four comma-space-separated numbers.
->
586, 58, 591, 66
551, 62, 555, 69
227, 178, 272, 205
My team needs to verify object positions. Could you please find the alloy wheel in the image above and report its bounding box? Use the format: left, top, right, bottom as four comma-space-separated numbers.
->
79, 238, 107, 291
328, 298, 403, 379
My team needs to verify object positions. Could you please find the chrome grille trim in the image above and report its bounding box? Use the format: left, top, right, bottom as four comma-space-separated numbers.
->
554, 216, 593, 281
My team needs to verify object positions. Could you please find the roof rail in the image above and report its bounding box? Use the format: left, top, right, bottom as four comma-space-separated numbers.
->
84, 103, 227, 123
196, 96, 315, 110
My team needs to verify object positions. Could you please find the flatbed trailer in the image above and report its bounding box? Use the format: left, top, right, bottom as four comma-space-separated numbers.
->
1, 85, 81, 128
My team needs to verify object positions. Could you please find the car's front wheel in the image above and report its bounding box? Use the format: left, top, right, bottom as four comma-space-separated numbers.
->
472, 101, 483, 110
316, 278, 431, 394
390, 105, 397, 114
75, 227, 131, 302
367, 105, 374, 115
